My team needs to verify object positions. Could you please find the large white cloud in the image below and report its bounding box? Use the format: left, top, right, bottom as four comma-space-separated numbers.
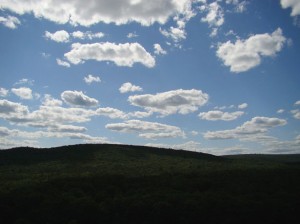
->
45, 30, 70, 43
128, 89, 209, 116
199, 110, 244, 121
11, 87, 33, 100
0, 15, 21, 29
106, 119, 185, 139
64, 42, 155, 68
0, 0, 193, 26
204, 116, 287, 140
61, 91, 99, 107
281, 0, 300, 16
217, 28, 286, 73
119, 82, 143, 94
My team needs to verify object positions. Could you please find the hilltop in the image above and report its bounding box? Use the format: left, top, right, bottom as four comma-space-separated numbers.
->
0, 144, 299, 224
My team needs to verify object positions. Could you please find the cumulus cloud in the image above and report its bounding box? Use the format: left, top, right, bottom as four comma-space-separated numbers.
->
56, 58, 70, 67
64, 42, 155, 68
291, 109, 300, 119
0, 88, 9, 97
61, 91, 99, 107
238, 103, 248, 109
72, 31, 104, 40
199, 110, 244, 121
42, 94, 63, 107
0, 0, 194, 26
106, 119, 185, 139
281, 0, 300, 16
204, 116, 287, 140
154, 43, 167, 55
216, 28, 286, 73
128, 89, 209, 116
11, 87, 33, 100
45, 30, 70, 43
0, 15, 21, 29
84, 74, 101, 84
0, 100, 29, 116
119, 82, 143, 94
160, 26, 187, 42
96, 107, 128, 119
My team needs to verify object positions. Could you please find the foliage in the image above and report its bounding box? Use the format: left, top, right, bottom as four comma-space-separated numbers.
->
0, 144, 299, 223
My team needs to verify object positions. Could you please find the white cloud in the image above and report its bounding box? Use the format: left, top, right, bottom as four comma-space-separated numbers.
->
0, 15, 21, 29
106, 119, 185, 139
200, 2, 224, 27
204, 116, 287, 140
128, 89, 209, 116
42, 94, 63, 107
61, 90, 99, 107
238, 103, 248, 109
294, 100, 300, 106
64, 42, 155, 68
11, 87, 33, 100
281, 0, 300, 16
226, 0, 248, 13
0, 100, 29, 116
127, 32, 138, 38
154, 43, 167, 55
56, 58, 70, 67
45, 30, 70, 43
216, 28, 286, 73
0, 0, 194, 26
84, 74, 101, 84
14, 78, 34, 86
291, 109, 300, 119
119, 82, 143, 94
0, 88, 9, 97
48, 124, 87, 133
160, 26, 187, 42
96, 107, 128, 119
277, 109, 285, 114
72, 31, 105, 40
199, 110, 244, 121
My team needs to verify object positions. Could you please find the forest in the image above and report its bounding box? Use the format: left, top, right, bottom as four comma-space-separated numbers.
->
0, 144, 299, 224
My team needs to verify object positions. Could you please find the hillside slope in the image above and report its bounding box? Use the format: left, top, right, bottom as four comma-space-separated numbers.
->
0, 144, 299, 224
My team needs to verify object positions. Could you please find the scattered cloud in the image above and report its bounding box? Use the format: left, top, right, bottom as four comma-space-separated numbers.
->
96, 107, 128, 119
238, 103, 248, 109
84, 74, 101, 84
72, 31, 105, 40
45, 30, 70, 43
61, 90, 99, 107
294, 100, 300, 106
0, 88, 9, 97
291, 109, 300, 119
106, 119, 185, 139
204, 116, 287, 140
281, 0, 300, 17
217, 28, 286, 73
154, 43, 167, 55
119, 82, 143, 94
160, 26, 187, 42
14, 78, 34, 86
127, 32, 138, 38
0, 15, 21, 29
56, 58, 70, 68
11, 87, 33, 100
0, 0, 194, 26
199, 110, 244, 121
277, 109, 285, 114
128, 89, 209, 116
64, 42, 155, 68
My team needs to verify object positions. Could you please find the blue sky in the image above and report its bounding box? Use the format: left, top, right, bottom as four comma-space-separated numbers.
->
0, 0, 300, 154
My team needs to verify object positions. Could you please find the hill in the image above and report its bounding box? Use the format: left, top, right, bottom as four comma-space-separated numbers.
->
0, 144, 299, 224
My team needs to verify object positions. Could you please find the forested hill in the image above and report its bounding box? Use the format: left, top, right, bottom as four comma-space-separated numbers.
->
0, 144, 300, 224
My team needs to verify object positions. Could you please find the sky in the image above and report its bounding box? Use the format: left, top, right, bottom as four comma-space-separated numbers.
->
0, 0, 300, 155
